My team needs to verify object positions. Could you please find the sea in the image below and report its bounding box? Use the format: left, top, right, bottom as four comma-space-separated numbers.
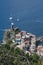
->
0, 0, 43, 45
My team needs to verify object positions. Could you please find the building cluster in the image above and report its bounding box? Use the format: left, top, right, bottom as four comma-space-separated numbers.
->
15, 31, 36, 54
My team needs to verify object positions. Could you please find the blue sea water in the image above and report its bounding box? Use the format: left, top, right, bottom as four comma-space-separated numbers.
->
0, 0, 43, 42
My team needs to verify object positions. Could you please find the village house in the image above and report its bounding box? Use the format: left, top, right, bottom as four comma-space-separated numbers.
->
15, 32, 21, 44
37, 46, 43, 56
29, 34, 36, 53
